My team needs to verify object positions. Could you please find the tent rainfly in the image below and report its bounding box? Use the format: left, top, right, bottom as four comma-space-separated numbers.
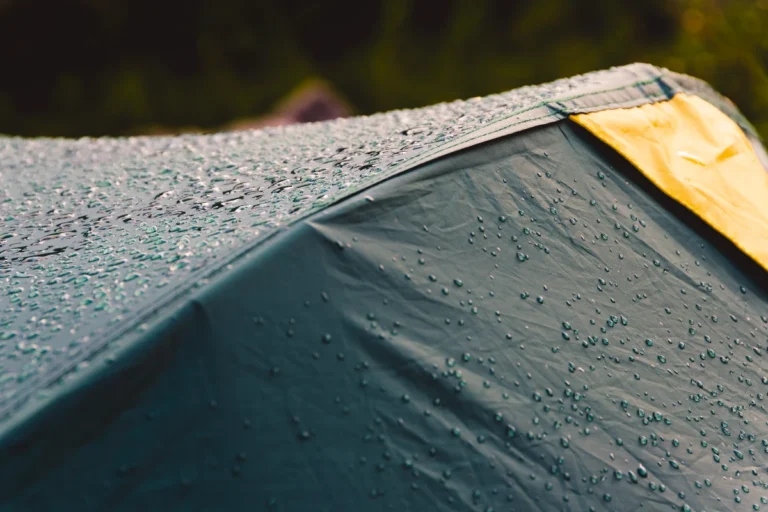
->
2, 63, 768, 512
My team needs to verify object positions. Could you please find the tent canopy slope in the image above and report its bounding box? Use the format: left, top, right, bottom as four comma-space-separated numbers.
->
0, 64, 767, 511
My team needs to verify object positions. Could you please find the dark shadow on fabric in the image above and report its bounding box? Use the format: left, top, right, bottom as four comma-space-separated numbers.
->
0, 304, 201, 504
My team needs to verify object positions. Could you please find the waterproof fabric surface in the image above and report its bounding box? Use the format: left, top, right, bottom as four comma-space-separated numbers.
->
3, 120, 768, 512
0, 64, 754, 428
573, 93, 768, 273
1, 65, 768, 512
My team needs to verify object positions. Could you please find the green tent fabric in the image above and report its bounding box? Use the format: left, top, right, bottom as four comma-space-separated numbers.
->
0, 63, 767, 511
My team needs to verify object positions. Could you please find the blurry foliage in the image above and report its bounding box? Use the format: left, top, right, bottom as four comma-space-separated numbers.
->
0, 0, 767, 137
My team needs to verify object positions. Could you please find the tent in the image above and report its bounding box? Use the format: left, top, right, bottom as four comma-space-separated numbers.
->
1, 63, 768, 511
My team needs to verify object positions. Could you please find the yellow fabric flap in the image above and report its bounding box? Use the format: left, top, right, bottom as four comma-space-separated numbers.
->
572, 93, 768, 272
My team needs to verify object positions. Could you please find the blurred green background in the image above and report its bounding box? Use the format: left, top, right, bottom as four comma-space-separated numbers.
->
0, 0, 767, 137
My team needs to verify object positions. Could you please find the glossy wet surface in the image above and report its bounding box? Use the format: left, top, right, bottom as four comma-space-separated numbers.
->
0, 65, 682, 415
6, 121, 768, 511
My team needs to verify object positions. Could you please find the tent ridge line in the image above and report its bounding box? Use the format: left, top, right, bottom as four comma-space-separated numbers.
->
0, 63, 752, 422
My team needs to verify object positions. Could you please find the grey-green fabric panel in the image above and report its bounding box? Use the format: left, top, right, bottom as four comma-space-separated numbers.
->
0, 64, 759, 427
3, 121, 766, 512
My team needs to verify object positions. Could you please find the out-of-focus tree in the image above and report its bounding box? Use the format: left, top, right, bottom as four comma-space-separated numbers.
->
0, 0, 766, 137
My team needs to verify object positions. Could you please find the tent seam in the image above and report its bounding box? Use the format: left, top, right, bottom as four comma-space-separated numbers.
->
0, 63, 753, 422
